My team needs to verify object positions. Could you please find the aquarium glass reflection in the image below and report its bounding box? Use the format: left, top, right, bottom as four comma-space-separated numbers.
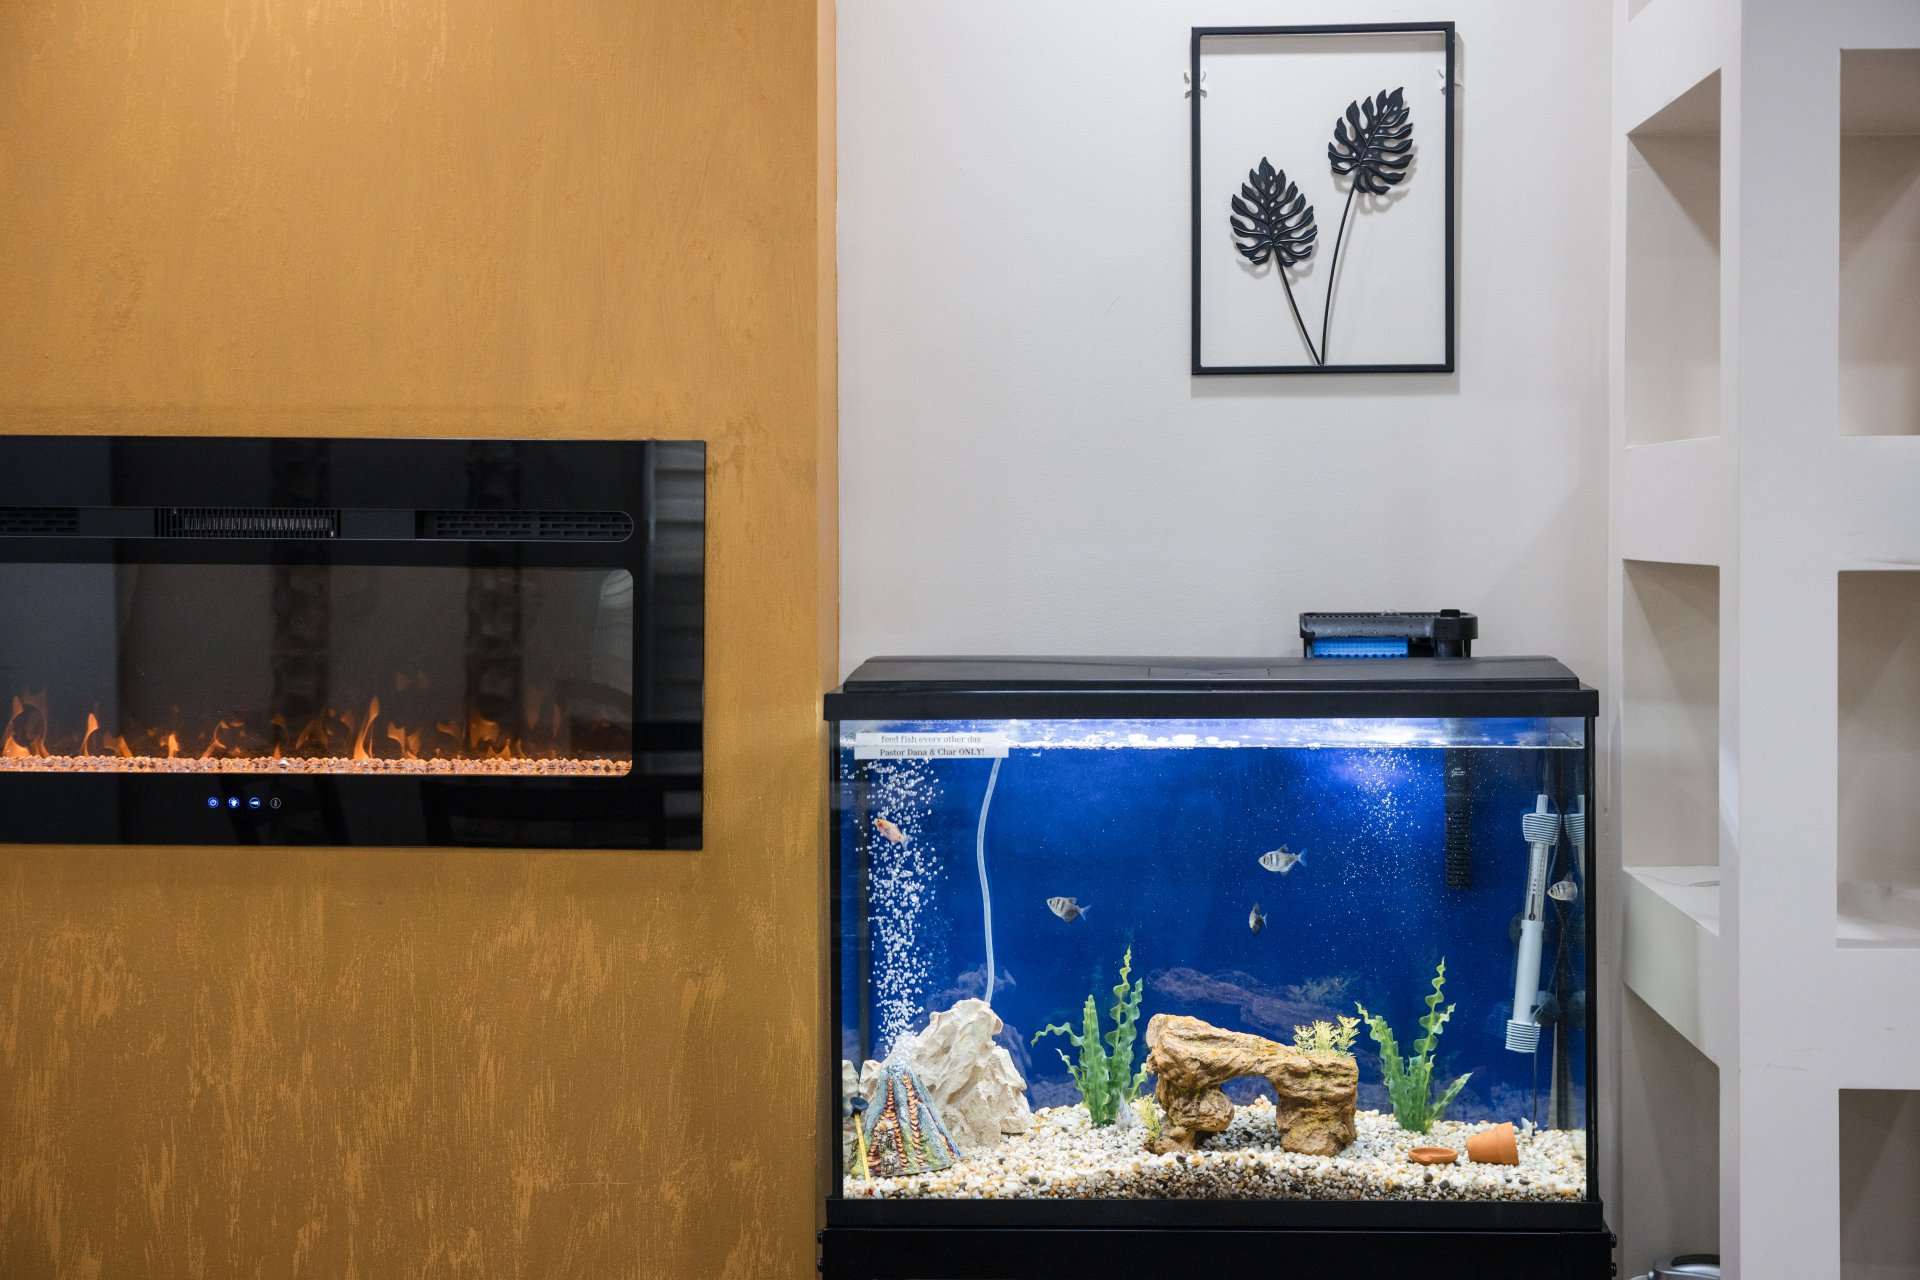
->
836, 716, 1590, 1204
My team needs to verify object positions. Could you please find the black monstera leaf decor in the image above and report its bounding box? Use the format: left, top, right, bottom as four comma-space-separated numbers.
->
1328, 86, 1413, 195
1227, 84, 1417, 367
1229, 158, 1322, 362
1230, 158, 1318, 266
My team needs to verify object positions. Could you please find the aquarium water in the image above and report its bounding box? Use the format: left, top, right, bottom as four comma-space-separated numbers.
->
837, 717, 1591, 1203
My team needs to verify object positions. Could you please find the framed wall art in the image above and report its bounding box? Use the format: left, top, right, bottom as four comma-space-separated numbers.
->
1191, 23, 1456, 375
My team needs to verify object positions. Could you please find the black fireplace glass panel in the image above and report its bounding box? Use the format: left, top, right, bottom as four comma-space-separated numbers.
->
0, 563, 636, 777
0, 436, 704, 850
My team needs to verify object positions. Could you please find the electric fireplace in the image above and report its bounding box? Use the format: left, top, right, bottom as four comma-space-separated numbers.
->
0, 437, 704, 849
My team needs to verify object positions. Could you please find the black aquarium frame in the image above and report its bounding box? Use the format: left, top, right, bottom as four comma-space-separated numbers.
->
0, 436, 704, 850
821, 657, 1610, 1279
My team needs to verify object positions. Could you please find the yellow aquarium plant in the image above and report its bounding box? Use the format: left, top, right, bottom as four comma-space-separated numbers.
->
1356, 958, 1471, 1134
1291, 1015, 1360, 1056
851, 1107, 872, 1181
1128, 1095, 1163, 1141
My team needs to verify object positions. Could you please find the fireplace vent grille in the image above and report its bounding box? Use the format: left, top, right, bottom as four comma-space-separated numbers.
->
157, 507, 340, 538
418, 510, 635, 542
0, 507, 81, 535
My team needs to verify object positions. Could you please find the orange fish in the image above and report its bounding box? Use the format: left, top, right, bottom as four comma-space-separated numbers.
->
873, 817, 906, 844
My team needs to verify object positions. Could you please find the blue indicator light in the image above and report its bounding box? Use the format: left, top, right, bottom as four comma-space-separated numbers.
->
248, 796, 262, 809
207, 796, 220, 809
228, 796, 241, 809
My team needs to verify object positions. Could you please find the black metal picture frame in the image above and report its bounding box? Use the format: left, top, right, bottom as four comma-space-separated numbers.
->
1191, 22, 1457, 376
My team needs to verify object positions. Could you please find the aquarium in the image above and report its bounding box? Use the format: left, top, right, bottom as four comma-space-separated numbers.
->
824, 656, 1609, 1274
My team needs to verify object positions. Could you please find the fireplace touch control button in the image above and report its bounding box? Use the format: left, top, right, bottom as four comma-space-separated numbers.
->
207, 796, 220, 809
248, 797, 262, 810
270, 797, 282, 810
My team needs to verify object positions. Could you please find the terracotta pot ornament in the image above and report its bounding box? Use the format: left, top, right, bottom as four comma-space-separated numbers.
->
1465, 1121, 1519, 1166
1406, 1146, 1459, 1166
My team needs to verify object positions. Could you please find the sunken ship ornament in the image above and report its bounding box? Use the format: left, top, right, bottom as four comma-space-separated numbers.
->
861, 1064, 964, 1177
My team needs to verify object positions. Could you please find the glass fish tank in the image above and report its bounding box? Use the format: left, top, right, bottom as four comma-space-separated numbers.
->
823, 656, 1610, 1275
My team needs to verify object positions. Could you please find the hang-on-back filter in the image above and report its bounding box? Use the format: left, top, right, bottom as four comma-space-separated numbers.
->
1298, 610, 1477, 658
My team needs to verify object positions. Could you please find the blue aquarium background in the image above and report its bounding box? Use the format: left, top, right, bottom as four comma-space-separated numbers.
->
837, 718, 1588, 1133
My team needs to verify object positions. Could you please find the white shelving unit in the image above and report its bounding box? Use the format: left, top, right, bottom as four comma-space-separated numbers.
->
1610, 2, 1920, 1277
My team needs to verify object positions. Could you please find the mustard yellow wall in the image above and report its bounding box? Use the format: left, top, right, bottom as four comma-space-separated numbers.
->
0, 1, 835, 1276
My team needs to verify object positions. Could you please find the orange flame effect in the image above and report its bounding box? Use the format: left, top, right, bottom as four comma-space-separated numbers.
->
2, 699, 27, 760
350, 696, 381, 763
0, 684, 629, 776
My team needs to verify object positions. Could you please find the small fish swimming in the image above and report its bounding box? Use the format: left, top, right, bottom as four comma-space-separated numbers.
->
1248, 902, 1266, 935
1259, 846, 1305, 874
1047, 895, 1088, 923
873, 817, 906, 844
1548, 877, 1578, 903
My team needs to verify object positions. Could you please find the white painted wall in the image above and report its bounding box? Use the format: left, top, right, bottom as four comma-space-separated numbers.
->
837, 0, 1611, 683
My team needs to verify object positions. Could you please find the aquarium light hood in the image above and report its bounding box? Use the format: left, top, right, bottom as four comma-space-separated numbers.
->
827, 655, 1595, 723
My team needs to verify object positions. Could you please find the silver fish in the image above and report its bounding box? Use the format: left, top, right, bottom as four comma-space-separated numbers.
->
1047, 895, 1087, 923
1548, 877, 1579, 903
1259, 846, 1305, 874
1248, 902, 1266, 934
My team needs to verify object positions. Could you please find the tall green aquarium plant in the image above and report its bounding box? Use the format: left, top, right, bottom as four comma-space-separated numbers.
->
1356, 958, 1471, 1134
1034, 946, 1148, 1126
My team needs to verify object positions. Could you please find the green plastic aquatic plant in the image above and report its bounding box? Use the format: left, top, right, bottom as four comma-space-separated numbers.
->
1034, 946, 1149, 1126
1355, 958, 1471, 1134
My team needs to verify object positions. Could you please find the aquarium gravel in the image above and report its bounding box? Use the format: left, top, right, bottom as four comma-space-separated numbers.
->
845, 1100, 1586, 1203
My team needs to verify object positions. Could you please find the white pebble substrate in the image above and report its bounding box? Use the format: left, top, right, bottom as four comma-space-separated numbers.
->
846, 1101, 1586, 1202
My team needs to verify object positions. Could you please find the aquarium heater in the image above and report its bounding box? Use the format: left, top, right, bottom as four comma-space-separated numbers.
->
1506, 794, 1558, 1053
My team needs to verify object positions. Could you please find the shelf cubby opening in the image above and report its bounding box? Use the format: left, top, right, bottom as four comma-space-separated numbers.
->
1626, 72, 1722, 447
1838, 570, 1920, 946
1840, 50, 1920, 437
1840, 1089, 1920, 1278
1619, 989, 1720, 1278
1622, 560, 1721, 872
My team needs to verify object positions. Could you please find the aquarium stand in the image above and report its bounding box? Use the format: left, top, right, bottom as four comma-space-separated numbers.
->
821, 1199, 1615, 1275
819, 1223, 1615, 1279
